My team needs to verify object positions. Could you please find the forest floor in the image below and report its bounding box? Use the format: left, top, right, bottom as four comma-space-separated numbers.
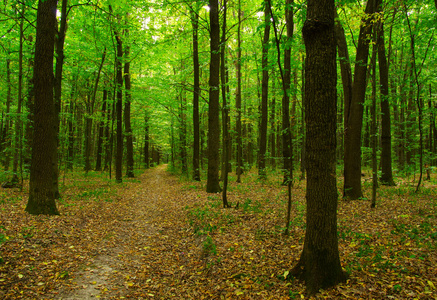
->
0, 164, 436, 299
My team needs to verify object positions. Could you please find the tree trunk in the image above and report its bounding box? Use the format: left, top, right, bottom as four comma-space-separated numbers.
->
144, 113, 150, 169
282, 0, 293, 185
84, 94, 93, 172
291, 0, 347, 293
370, 34, 378, 208
2, 58, 12, 170
220, 0, 230, 207
343, 0, 377, 199
191, 5, 201, 181
124, 41, 135, 178
113, 15, 123, 183
334, 9, 352, 148
26, 0, 60, 215
258, 1, 270, 180
235, 0, 243, 183
95, 91, 107, 171
377, 16, 395, 186
12, 8, 25, 183
206, 0, 222, 193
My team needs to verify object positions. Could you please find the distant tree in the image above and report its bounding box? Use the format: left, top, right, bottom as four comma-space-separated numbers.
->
235, 0, 243, 183
206, 0, 222, 193
26, 0, 60, 215
191, 3, 201, 181
291, 0, 347, 293
258, 0, 270, 179
124, 21, 134, 178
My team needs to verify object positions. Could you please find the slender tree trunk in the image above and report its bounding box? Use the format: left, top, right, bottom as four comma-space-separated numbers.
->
291, 0, 347, 292
206, 0, 222, 193
12, 9, 25, 183
334, 9, 352, 148
179, 91, 188, 174
84, 94, 93, 172
104, 94, 113, 171
258, 1, 270, 179
343, 0, 378, 199
220, 0, 230, 207
2, 58, 12, 170
191, 5, 201, 181
281, 0, 294, 185
95, 91, 107, 171
144, 113, 150, 168
26, 0, 60, 215
371, 36, 378, 208
67, 77, 77, 170
124, 41, 134, 178
235, 0, 243, 183
377, 7, 395, 186
113, 16, 123, 183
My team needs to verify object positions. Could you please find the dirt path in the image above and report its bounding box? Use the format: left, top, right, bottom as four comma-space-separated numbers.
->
53, 164, 196, 299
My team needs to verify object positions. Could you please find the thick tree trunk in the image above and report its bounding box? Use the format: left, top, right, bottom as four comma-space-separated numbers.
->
258, 2, 270, 179
191, 6, 201, 181
206, 0, 222, 193
26, 0, 60, 215
343, 0, 377, 199
291, 0, 347, 293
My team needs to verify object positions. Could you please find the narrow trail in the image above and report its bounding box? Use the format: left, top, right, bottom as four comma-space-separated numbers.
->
55, 164, 199, 299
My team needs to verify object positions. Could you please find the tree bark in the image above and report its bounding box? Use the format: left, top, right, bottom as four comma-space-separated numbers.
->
377, 14, 395, 186
26, 0, 60, 215
235, 0, 243, 183
258, 1, 270, 179
112, 11, 123, 183
95, 90, 107, 171
334, 9, 352, 142
124, 39, 134, 178
144, 113, 150, 168
291, 0, 347, 293
206, 0, 222, 193
282, 0, 293, 185
191, 5, 201, 181
220, 0, 230, 207
343, 0, 377, 199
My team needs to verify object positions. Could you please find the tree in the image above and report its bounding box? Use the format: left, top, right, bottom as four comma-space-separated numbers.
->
26, 0, 60, 215
377, 3, 395, 186
191, 3, 201, 181
291, 0, 347, 293
235, 0, 243, 183
206, 0, 222, 193
258, 1, 270, 179
343, 0, 378, 199
124, 19, 135, 178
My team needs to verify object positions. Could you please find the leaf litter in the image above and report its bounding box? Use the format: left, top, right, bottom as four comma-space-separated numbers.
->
0, 165, 436, 299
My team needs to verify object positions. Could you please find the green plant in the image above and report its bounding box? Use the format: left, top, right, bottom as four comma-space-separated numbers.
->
202, 236, 217, 256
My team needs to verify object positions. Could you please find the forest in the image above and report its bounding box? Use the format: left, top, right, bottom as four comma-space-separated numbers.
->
0, 0, 436, 298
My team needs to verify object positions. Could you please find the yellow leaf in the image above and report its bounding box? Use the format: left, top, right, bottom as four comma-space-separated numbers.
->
235, 289, 244, 295
427, 280, 435, 289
